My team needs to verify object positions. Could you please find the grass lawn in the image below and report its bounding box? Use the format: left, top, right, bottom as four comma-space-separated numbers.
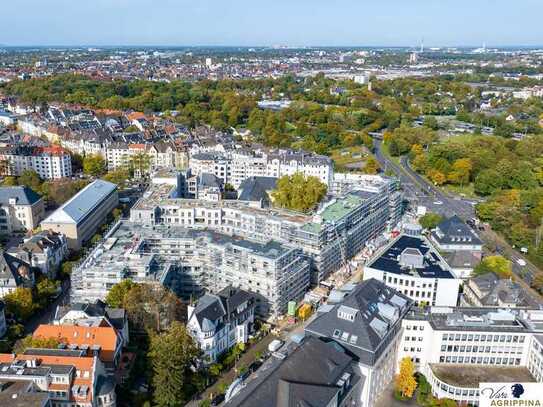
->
330, 146, 368, 169
442, 183, 478, 199
380, 143, 401, 165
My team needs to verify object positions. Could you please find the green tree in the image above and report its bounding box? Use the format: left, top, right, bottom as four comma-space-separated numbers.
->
363, 156, 381, 174
105, 279, 135, 308
149, 322, 198, 407
129, 153, 152, 177
83, 154, 107, 176
102, 168, 130, 189
35, 277, 60, 308
473, 255, 512, 278
272, 173, 327, 213
18, 169, 42, 191
2, 176, 18, 186
419, 213, 444, 230
4, 287, 36, 320
14, 334, 61, 354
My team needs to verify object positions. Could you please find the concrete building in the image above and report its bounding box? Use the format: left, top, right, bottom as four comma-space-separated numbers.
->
0, 349, 116, 407
0, 186, 45, 234
363, 235, 461, 307
9, 230, 68, 279
398, 307, 543, 405
305, 278, 412, 407
71, 221, 310, 318
187, 286, 256, 364
41, 180, 119, 250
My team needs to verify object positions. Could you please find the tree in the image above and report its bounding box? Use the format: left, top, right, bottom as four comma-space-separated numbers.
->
474, 169, 502, 196
83, 154, 107, 176
2, 176, 18, 186
61, 261, 76, 277
18, 169, 42, 191
14, 334, 62, 354
396, 357, 417, 399
272, 173, 327, 213
35, 277, 60, 308
427, 169, 446, 186
531, 274, 543, 293
105, 279, 135, 308
363, 156, 381, 174
448, 158, 472, 186
419, 213, 444, 230
129, 153, 152, 178
102, 168, 130, 189
473, 255, 512, 279
148, 321, 198, 407
4, 287, 36, 320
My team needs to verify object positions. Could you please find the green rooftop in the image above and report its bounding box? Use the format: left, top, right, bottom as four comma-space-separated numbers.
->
319, 194, 365, 223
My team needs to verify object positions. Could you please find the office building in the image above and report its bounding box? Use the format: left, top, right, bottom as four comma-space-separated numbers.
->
41, 180, 119, 249
364, 235, 461, 307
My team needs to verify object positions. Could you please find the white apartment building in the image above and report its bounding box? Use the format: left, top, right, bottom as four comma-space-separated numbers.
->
305, 278, 413, 407
71, 221, 311, 318
398, 307, 543, 406
187, 286, 256, 364
0, 145, 72, 179
364, 234, 461, 307
0, 186, 45, 234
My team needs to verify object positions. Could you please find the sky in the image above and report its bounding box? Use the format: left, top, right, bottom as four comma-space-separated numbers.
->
1, 0, 542, 47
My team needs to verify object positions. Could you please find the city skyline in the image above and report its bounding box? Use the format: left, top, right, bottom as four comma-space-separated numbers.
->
1, 0, 542, 47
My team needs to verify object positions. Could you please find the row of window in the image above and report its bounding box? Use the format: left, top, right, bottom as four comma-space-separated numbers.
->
441, 333, 525, 343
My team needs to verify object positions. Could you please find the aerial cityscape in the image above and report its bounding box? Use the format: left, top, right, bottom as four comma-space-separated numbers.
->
0, 1, 543, 407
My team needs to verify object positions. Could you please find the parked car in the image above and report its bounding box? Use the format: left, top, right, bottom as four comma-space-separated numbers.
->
210, 394, 225, 406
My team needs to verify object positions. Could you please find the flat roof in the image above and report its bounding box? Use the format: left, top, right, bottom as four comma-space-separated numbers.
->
430, 364, 536, 388
368, 235, 454, 279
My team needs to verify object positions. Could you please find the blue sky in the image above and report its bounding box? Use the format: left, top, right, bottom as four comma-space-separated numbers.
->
1, 0, 541, 47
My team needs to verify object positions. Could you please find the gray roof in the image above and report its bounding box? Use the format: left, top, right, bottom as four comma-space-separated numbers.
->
227, 336, 360, 407
433, 215, 482, 246
42, 180, 117, 225
305, 279, 412, 366
469, 272, 541, 308
238, 176, 278, 203
0, 186, 42, 206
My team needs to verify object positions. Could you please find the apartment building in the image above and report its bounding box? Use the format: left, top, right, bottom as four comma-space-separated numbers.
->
187, 286, 256, 364
398, 307, 543, 405
9, 230, 68, 279
0, 145, 72, 179
189, 148, 334, 188
305, 278, 413, 407
225, 336, 362, 407
363, 234, 461, 307
0, 349, 116, 407
0, 186, 45, 234
130, 182, 396, 284
41, 180, 119, 250
71, 221, 311, 318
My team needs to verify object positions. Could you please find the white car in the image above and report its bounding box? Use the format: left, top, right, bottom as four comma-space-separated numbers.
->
433, 201, 443, 205
516, 259, 527, 267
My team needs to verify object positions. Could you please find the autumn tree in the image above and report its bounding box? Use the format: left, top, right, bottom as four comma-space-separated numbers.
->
396, 357, 417, 399
272, 173, 327, 213
149, 321, 198, 407
419, 213, 444, 230
105, 279, 136, 308
14, 335, 62, 353
83, 154, 107, 176
363, 156, 381, 175
473, 255, 512, 279
4, 287, 36, 320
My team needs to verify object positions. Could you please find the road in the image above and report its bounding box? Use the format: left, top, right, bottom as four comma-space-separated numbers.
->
373, 139, 542, 291
24, 279, 71, 335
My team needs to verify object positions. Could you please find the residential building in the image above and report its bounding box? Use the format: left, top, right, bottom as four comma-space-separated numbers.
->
0, 251, 35, 298
33, 323, 123, 371
0, 186, 45, 234
9, 230, 68, 279
187, 172, 223, 201
0, 145, 72, 179
237, 176, 277, 208
363, 234, 461, 307
187, 286, 256, 364
305, 278, 412, 407
0, 349, 116, 407
71, 221, 310, 318
398, 307, 543, 405
41, 180, 119, 250
54, 300, 130, 346
462, 272, 541, 308
225, 336, 362, 407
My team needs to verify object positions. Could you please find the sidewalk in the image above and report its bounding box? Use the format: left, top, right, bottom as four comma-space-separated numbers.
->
186, 334, 276, 406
